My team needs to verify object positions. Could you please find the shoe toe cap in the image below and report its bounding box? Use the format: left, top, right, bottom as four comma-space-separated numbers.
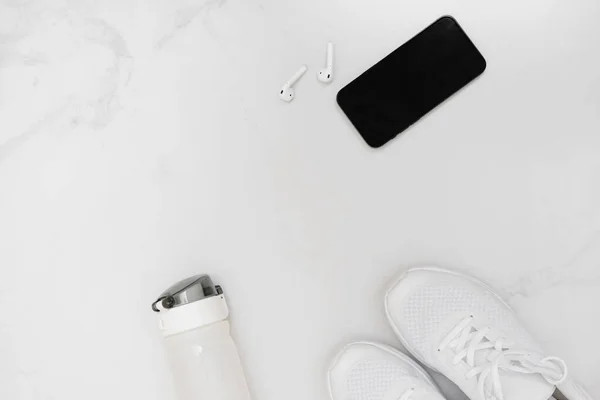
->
328, 343, 431, 400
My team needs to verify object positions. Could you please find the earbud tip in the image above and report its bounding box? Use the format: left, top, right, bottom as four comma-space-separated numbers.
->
279, 92, 294, 102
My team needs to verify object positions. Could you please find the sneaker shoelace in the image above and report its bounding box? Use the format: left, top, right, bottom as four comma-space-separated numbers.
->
439, 316, 568, 400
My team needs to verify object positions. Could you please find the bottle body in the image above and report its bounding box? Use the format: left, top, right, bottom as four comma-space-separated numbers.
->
153, 276, 252, 400
164, 320, 252, 400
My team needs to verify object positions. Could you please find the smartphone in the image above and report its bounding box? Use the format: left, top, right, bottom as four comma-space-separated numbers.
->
337, 16, 486, 148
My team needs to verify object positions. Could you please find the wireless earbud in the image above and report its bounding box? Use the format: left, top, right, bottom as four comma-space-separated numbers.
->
317, 42, 334, 83
279, 65, 308, 102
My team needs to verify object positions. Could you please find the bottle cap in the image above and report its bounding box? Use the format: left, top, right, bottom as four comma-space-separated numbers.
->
152, 274, 229, 337
152, 274, 223, 312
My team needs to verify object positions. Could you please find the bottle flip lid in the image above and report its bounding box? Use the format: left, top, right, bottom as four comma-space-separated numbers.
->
152, 274, 223, 312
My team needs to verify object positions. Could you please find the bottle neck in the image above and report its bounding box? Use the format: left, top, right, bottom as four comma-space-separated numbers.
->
158, 294, 229, 337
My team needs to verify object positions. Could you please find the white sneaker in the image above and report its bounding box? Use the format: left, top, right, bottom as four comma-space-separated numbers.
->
328, 342, 446, 400
385, 267, 593, 400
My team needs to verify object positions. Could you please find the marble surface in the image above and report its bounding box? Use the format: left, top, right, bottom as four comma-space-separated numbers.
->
1, 0, 599, 399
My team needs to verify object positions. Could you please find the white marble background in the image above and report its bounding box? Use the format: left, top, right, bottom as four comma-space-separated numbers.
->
1, 0, 599, 399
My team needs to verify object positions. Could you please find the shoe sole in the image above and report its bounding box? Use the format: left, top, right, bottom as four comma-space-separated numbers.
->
327, 341, 440, 400
383, 266, 514, 373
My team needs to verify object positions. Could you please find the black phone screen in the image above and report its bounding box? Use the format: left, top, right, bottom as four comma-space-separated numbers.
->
337, 16, 486, 148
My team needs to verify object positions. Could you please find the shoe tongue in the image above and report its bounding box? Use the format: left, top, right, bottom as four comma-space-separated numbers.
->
499, 370, 555, 400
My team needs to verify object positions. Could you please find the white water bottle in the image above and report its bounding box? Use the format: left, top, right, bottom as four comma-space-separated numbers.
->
152, 275, 253, 400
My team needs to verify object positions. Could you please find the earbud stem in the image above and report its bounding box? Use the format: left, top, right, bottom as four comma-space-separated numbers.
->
326, 42, 334, 68
286, 65, 308, 87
